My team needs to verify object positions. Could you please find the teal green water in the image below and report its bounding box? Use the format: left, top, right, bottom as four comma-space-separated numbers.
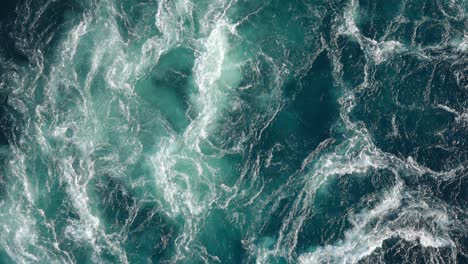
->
0, 0, 466, 263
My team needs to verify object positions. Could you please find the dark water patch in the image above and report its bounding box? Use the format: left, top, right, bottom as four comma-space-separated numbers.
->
0, 95, 12, 147
351, 53, 467, 171
293, 51, 340, 143
249, 50, 339, 181
0, 0, 28, 63
0, 248, 14, 264
403, 170, 468, 209
414, 21, 448, 47
0, 158, 8, 201
389, 21, 417, 46
0, 0, 19, 22
428, 61, 466, 109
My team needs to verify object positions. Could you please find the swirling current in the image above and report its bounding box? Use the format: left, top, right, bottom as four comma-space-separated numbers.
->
0, 0, 467, 263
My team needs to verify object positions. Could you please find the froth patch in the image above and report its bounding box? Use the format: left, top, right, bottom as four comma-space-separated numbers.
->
298, 182, 457, 264
339, 0, 404, 64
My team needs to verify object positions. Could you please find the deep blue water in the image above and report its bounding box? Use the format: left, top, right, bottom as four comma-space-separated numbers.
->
0, 0, 467, 263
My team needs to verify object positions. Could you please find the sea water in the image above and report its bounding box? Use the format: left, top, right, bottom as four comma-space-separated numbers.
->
0, 0, 466, 263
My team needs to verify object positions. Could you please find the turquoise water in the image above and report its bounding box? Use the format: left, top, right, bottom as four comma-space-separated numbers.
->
0, 0, 466, 263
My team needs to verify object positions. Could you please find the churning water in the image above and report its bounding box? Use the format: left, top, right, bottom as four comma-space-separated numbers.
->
0, 0, 466, 263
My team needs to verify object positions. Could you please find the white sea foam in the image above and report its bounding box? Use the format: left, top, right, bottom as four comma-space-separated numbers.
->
339, 0, 404, 64
260, 10, 463, 257
146, 1, 247, 261
456, 34, 468, 52
0, 0, 146, 262
437, 104, 468, 124
262, 131, 387, 262
150, 10, 240, 217
2, 0, 465, 262
186, 19, 242, 148
137, 0, 194, 75
298, 182, 456, 264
